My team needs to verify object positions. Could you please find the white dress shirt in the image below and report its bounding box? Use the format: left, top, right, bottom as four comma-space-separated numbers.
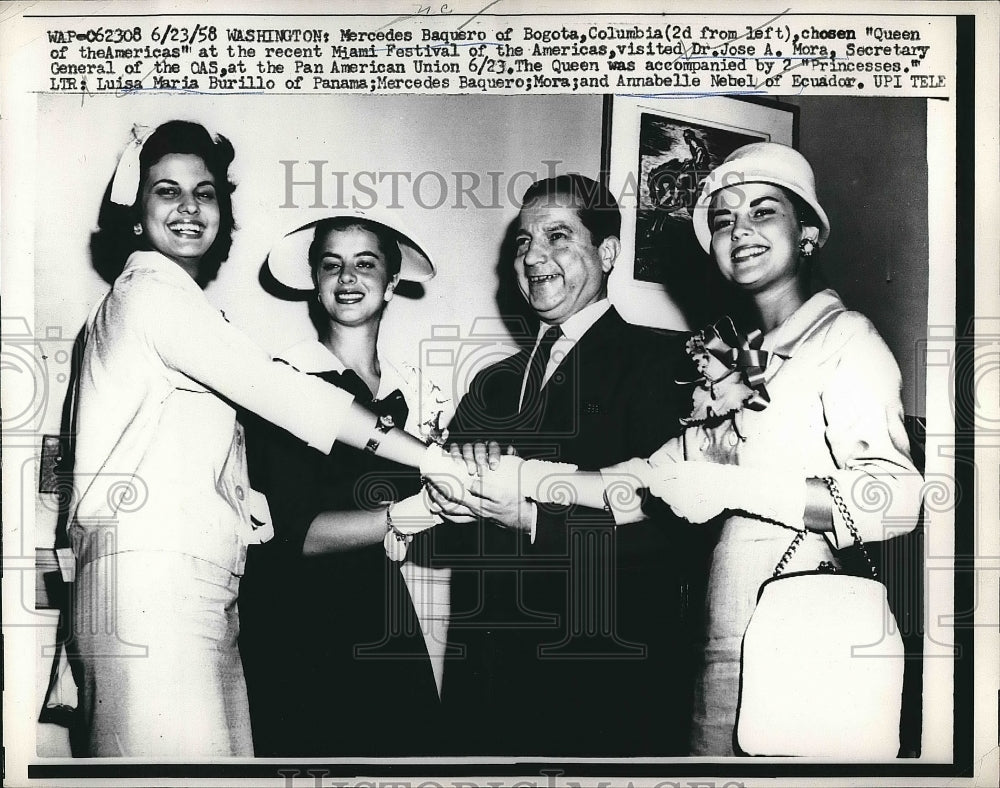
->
518, 298, 611, 410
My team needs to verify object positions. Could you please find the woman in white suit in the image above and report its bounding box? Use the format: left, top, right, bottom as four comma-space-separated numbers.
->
70, 120, 462, 757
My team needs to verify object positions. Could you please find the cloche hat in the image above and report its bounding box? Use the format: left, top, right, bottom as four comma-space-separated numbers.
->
692, 142, 830, 253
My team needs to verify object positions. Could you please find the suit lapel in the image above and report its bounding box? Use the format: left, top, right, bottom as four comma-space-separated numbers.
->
540, 308, 624, 415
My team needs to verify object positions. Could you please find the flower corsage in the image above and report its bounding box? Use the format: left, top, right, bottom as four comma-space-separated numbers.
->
679, 317, 779, 438
399, 362, 453, 446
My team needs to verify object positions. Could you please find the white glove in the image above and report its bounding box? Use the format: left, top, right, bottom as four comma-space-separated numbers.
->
476, 455, 580, 504
521, 458, 579, 503
389, 491, 443, 535
419, 444, 475, 500
648, 461, 806, 527
600, 457, 655, 525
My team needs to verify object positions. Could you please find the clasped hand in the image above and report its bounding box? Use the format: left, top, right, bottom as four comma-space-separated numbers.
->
425, 442, 578, 532
424, 441, 530, 531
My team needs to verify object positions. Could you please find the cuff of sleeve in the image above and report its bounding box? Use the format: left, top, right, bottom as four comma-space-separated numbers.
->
824, 470, 924, 549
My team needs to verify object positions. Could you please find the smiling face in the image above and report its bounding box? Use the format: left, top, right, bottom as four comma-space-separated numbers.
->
513, 196, 616, 325
314, 225, 398, 327
708, 182, 815, 295
139, 154, 220, 274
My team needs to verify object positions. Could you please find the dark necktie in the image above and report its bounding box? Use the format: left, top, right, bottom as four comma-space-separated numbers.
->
520, 325, 562, 413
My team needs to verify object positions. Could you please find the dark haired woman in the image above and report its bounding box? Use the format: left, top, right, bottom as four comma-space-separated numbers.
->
69, 122, 464, 757
241, 211, 451, 756
590, 142, 923, 754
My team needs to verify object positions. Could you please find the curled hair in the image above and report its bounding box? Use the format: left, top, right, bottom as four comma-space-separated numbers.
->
520, 173, 621, 246
306, 217, 403, 279
90, 120, 237, 286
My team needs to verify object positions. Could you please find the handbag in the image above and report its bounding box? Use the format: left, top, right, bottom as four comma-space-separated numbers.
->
735, 476, 905, 758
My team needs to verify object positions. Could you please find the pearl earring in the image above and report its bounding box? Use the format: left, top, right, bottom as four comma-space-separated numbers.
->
799, 238, 816, 257
133, 223, 143, 236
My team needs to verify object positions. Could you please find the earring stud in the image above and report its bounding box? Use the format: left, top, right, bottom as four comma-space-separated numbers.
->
133, 223, 142, 236
799, 238, 816, 257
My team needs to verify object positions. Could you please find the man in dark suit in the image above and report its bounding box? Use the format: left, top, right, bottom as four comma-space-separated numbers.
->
435, 175, 695, 756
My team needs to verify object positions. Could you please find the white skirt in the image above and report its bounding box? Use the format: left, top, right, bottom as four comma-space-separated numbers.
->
72, 550, 252, 757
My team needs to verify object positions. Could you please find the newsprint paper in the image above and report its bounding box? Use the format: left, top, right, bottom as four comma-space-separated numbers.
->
1, 1, 997, 787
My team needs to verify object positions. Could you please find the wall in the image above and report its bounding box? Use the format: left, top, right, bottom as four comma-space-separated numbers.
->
785, 96, 929, 417
32, 93, 605, 548
31, 94, 931, 552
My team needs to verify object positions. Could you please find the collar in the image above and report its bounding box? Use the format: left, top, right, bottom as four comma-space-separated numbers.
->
276, 339, 408, 401
763, 289, 846, 357
124, 250, 203, 292
538, 298, 611, 343
277, 339, 346, 374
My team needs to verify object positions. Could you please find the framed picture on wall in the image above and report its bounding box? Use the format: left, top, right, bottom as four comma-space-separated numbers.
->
602, 95, 798, 330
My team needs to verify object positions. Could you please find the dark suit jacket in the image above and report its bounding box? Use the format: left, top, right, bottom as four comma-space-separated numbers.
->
439, 307, 696, 756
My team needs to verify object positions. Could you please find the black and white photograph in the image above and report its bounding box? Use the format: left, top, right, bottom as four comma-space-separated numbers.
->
1, 2, 996, 787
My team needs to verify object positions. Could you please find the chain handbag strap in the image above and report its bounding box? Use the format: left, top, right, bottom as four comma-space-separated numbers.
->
772, 476, 878, 579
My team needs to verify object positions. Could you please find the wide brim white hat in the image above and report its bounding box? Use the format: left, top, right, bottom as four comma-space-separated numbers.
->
266, 207, 435, 291
691, 141, 830, 253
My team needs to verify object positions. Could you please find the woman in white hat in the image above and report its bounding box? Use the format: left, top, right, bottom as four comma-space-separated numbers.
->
624, 142, 922, 754
465, 142, 923, 755
69, 123, 465, 758
240, 211, 453, 756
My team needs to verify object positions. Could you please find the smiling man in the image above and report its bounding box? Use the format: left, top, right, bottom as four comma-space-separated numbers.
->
439, 174, 696, 756
514, 184, 616, 326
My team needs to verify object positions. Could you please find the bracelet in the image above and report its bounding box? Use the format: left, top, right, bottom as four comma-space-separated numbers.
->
365, 413, 396, 454
382, 502, 412, 562
601, 489, 613, 514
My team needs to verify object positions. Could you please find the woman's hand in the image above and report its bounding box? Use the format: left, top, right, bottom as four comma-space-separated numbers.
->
389, 491, 442, 535
428, 454, 535, 533
426, 482, 479, 524
471, 455, 580, 505
648, 462, 730, 523
419, 444, 479, 502
648, 461, 807, 528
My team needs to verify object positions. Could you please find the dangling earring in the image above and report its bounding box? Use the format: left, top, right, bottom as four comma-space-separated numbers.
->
133, 223, 143, 236
799, 238, 816, 257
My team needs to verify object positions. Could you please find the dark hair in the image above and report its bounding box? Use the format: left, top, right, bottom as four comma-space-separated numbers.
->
710, 183, 823, 249
783, 188, 823, 236
307, 217, 403, 279
520, 174, 621, 246
90, 120, 237, 286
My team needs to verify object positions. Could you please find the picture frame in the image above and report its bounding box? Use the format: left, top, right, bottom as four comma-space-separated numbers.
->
602, 95, 798, 330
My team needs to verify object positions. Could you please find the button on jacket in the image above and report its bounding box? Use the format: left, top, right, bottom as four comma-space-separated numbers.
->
70, 251, 355, 575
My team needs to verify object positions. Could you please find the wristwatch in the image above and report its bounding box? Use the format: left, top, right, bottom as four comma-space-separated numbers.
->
365, 413, 396, 454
